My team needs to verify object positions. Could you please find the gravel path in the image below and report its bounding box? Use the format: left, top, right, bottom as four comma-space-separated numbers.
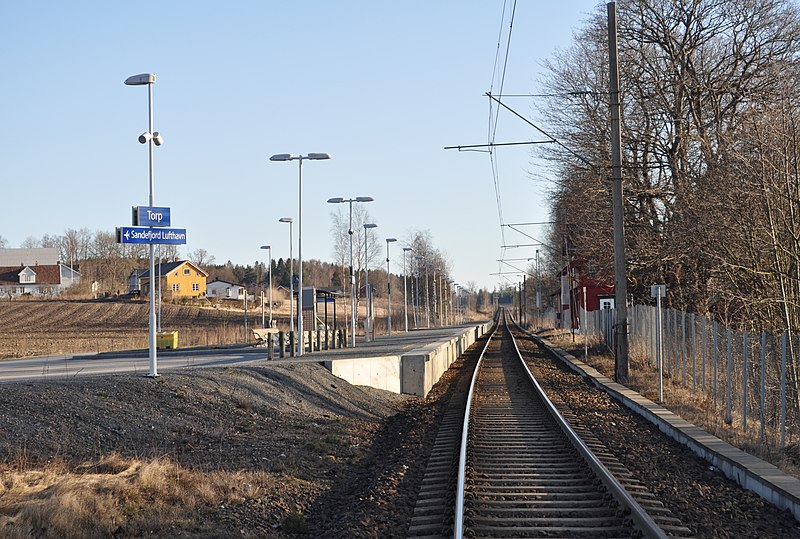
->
511, 328, 800, 538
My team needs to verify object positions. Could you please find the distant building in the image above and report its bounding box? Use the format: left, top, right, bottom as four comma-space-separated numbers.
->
128, 268, 148, 294
551, 260, 614, 330
206, 279, 245, 300
139, 260, 208, 299
0, 248, 81, 298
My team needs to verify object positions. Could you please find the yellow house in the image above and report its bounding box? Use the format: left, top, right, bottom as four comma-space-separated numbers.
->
140, 260, 208, 299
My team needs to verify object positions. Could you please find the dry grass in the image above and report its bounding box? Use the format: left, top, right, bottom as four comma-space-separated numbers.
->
0, 452, 278, 538
547, 332, 800, 480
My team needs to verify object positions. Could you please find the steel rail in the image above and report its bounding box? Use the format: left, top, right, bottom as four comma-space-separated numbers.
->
453, 309, 667, 538
505, 313, 668, 539
452, 312, 499, 538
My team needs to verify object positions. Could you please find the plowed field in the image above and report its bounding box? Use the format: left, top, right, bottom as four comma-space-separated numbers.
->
0, 299, 257, 359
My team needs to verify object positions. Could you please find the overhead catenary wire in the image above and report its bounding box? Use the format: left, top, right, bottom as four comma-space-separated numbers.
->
488, 1, 517, 284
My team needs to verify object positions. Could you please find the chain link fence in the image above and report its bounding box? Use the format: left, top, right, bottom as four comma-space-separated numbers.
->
585, 305, 800, 449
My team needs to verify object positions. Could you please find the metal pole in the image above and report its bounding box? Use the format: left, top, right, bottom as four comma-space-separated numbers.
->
432, 269, 438, 326
297, 158, 304, 356
657, 292, 663, 403
583, 286, 588, 363
364, 226, 370, 342
288, 223, 294, 333
414, 261, 421, 328
761, 332, 766, 441
403, 249, 409, 332
268, 249, 273, 328
425, 265, 430, 328
781, 331, 787, 447
608, 1, 629, 381
146, 81, 158, 377
349, 200, 356, 347
386, 241, 391, 335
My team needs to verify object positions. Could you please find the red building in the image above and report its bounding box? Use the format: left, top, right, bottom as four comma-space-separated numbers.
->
552, 261, 614, 330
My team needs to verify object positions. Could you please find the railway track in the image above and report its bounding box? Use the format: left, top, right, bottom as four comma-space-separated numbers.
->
453, 310, 669, 538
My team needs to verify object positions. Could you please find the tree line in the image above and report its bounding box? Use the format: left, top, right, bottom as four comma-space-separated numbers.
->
533, 0, 800, 390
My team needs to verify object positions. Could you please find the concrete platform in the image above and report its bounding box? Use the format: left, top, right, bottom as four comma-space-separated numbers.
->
0, 323, 490, 387
531, 332, 800, 523
320, 323, 492, 397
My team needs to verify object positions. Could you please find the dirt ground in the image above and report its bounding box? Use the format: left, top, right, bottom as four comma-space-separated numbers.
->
0, 360, 453, 537
0, 299, 261, 359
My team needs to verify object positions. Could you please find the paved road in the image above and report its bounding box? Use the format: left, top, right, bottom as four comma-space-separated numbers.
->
0, 325, 481, 383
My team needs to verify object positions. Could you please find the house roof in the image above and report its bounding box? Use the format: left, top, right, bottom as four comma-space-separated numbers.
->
0, 248, 59, 266
0, 265, 62, 285
140, 260, 209, 280
207, 279, 244, 288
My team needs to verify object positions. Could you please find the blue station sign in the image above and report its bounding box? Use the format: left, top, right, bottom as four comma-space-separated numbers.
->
132, 206, 171, 227
116, 226, 187, 245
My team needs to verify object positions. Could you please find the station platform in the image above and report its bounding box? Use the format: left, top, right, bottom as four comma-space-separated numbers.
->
0, 323, 492, 393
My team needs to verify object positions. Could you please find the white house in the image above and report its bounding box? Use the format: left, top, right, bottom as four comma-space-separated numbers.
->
206, 279, 245, 300
0, 262, 81, 298
0, 248, 81, 298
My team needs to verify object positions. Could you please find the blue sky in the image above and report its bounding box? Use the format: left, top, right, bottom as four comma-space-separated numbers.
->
1, 1, 601, 290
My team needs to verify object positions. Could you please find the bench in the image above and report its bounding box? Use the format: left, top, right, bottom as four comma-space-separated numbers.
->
252, 327, 279, 346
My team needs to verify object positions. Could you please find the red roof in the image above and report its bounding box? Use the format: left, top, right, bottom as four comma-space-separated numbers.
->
0, 265, 62, 285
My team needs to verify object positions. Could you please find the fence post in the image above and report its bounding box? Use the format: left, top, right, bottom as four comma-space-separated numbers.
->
674, 308, 679, 377
666, 308, 671, 377
267, 333, 274, 360
743, 330, 748, 432
760, 332, 766, 441
691, 313, 696, 391
702, 316, 707, 392
726, 327, 732, 424
781, 331, 787, 448
682, 309, 687, 386
279, 332, 286, 358
713, 320, 718, 406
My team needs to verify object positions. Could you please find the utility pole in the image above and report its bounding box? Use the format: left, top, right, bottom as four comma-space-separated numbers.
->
608, 1, 629, 381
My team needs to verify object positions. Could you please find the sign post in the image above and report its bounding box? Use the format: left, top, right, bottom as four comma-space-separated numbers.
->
117, 206, 186, 377
651, 284, 667, 402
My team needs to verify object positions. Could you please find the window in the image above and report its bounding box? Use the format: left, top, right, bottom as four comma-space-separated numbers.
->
172, 283, 180, 292
192, 283, 199, 292
225, 287, 231, 297
184, 268, 190, 276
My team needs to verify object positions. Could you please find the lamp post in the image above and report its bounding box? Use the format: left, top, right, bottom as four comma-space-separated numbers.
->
385, 238, 397, 335
363, 223, 378, 341
278, 217, 294, 333
327, 196, 373, 347
270, 152, 331, 357
125, 72, 163, 378
402, 247, 413, 332
453, 283, 460, 324
413, 255, 424, 329
423, 264, 431, 328
260, 245, 272, 328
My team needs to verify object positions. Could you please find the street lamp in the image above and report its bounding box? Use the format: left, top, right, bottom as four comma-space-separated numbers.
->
402, 247, 413, 332
327, 196, 373, 347
125, 72, 162, 378
385, 238, 397, 335
413, 255, 424, 329
453, 283, 460, 325
260, 245, 272, 328
270, 152, 331, 357
363, 223, 378, 342
278, 217, 294, 334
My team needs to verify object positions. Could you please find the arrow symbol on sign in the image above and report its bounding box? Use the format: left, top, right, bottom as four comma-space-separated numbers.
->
124, 231, 130, 240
